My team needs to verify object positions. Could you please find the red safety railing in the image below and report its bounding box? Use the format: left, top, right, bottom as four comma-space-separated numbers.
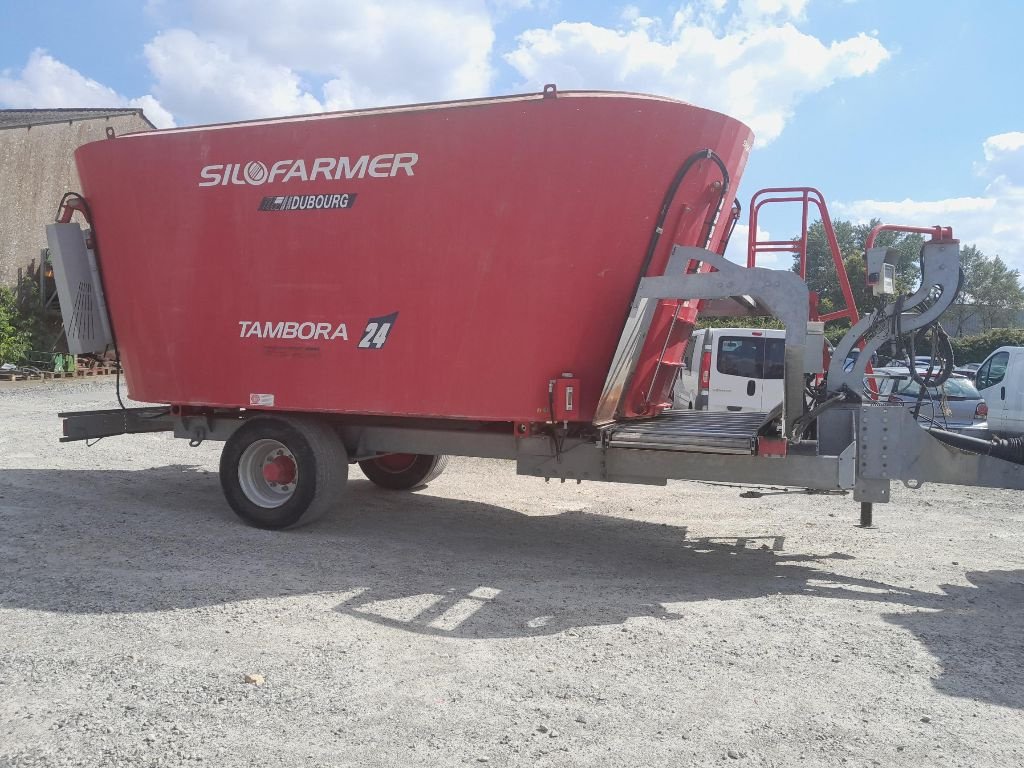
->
864, 223, 955, 250
747, 187, 860, 328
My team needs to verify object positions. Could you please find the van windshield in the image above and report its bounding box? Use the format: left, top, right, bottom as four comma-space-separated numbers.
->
717, 337, 785, 379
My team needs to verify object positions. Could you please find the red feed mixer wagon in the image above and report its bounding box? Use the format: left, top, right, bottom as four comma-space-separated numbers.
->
47, 87, 1024, 530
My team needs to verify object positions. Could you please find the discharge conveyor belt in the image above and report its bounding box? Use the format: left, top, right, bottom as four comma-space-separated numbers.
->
605, 410, 771, 454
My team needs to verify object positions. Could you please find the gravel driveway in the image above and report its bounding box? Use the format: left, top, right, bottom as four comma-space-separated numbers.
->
1, 379, 1023, 767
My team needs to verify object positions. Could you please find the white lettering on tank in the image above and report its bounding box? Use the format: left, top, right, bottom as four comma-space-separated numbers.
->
203, 153, 414, 185
269, 159, 292, 183
239, 321, 351, 342
282, 160, 308, 182
391, 153, 417, 176
368, 154, 394, 177
310, 157, 337, 181
335, 155, 369, 180
200, 165, 224, 187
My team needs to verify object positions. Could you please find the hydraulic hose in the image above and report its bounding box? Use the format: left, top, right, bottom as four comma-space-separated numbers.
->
630, 148, 731, 302
927, 427, 1024, 465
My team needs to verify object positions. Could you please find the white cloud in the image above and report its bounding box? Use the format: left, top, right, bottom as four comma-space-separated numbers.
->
736, 0, 810, 24
504, 2, 889, 144
0, 49, 175, 128
1, 0, 889, 139
726, 223, 785, 266
3, 1, 499, 129
979, 131, 1024, 183
128, 94, 175, 130
834, 133, 1024, 268
144, 30, 324, 125
141, 0, 495, 125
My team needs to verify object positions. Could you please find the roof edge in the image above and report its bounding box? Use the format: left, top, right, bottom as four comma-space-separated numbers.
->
0, 108, 156, 132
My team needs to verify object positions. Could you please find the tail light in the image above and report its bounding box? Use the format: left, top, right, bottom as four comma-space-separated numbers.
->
700, 350, 711, 388
976, 401, 989, 419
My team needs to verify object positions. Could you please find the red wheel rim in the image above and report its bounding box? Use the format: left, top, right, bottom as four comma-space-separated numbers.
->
374, 453, 418, 473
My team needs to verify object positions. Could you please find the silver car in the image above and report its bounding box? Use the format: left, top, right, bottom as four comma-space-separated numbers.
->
866, 367, 988, 431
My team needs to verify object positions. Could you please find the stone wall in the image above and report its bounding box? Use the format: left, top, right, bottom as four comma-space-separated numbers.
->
0, 113, 153, 285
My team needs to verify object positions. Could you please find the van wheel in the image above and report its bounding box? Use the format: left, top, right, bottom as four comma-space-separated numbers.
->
358, 454, 449, 490
220, 416, 348, 530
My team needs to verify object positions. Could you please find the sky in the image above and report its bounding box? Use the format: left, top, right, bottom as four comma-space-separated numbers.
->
1, 0, 1022, 269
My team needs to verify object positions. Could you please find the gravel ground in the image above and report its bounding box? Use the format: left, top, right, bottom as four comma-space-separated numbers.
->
1, 379, 1023, 767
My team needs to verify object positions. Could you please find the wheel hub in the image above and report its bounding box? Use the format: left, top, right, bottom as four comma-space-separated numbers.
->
238, 439, 299, 508
262, 455, 297, 485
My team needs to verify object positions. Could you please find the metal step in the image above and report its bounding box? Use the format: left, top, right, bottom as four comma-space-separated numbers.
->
605, 410, 772, 454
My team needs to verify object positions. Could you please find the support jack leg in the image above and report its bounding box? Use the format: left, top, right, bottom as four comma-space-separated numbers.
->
858, 502, 874, 528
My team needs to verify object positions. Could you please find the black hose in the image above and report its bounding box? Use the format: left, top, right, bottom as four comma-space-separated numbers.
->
927, 428, 1024, 465
630, 148, 730, 302
908, 325, 955, 388
716, 198, 742, 256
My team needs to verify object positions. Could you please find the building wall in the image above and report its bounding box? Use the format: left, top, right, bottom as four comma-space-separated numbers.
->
945, 306, 1024, 337
0, 114, 153, 286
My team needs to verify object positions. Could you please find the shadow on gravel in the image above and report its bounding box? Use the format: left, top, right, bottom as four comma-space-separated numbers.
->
886, 569, 1024, 710
3, 466, 1019, 707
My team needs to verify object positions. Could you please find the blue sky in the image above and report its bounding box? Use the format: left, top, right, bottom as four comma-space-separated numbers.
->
2, 0, 1022, 267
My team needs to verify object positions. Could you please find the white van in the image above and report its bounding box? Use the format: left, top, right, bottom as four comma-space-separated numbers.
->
975, 346, 1024, 435
674, 328, 786, 412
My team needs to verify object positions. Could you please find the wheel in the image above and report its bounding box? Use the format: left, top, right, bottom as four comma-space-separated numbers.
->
358, 453, 449, 490
219, 416, 348, 529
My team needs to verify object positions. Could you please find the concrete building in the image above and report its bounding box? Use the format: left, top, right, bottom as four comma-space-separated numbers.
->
0, 108, 154, 286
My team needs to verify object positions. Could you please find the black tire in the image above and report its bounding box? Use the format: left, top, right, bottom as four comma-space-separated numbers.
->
219, 416, 348, 530
358, 454, 449, 490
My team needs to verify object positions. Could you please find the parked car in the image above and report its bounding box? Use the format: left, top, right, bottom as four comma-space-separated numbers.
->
674, 328, 785, 412
975, 346, 1024, 435
953, 362, 981, 381
844, 348, 899, 371
867, 367, 987, 431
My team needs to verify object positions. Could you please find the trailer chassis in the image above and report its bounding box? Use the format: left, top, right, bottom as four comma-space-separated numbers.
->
58, 239, 1024, 529
59, 398, 1024, 523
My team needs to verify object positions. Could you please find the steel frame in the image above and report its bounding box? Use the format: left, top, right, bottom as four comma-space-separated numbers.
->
55, 239, 1024, 518
595, 246, 811, 438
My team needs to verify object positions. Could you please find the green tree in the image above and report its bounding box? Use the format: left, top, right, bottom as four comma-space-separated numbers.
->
793, 218, 923, 324
0, 286, 33, 363
950, 328, 1024, 363
947, 245, 1024, 334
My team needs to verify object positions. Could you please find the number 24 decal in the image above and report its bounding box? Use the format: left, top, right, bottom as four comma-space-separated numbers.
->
358, 311, 398, 350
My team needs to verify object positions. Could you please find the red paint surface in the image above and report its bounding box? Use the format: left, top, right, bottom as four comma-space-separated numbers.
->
76, 91, 752, 423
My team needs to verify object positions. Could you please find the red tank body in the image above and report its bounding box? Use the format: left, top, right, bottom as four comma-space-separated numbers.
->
75, 90, 752, 423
